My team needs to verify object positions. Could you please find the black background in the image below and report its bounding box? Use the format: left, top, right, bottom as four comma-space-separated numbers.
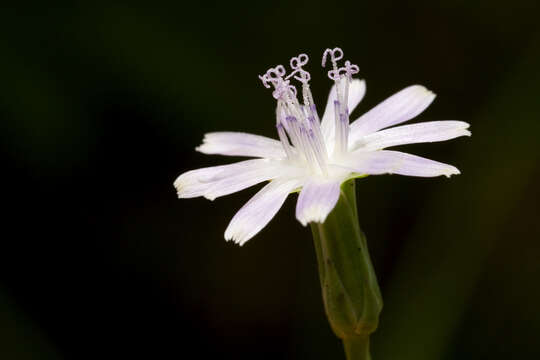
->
2, 1, 540, 359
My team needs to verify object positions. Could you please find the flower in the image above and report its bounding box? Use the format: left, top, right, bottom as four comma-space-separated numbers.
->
174, 48, 470, 245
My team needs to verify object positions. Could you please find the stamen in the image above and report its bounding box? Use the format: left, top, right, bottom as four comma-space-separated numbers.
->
276, 122, 294, 159
299, 125, 317, 172
322, 48, 343, 72
343, 60, 359, 79
307, 128, 328, 175
287, 54, 311, 85
322, 48, 360, 155
332, 99, 343, 155
261, 49, 359, 177
308, 113, 327, 160
290, 54, 309, 71
339, 113, 349, 153
285, 115, 303, 151
310, 104, 321, 124
258, 74, 272, 89
286, 53, 315, 115
259, 65, 297, 101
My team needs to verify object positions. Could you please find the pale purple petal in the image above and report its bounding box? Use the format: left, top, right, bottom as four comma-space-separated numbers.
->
174, 159, 290, 200
351, 121, 471, 151
224, 179, 303, 245
343, 150, 460, 177
349, 85, 436, 142
321, 78, 366, 141
295, 179, 341, 226
196, 132, 286, 159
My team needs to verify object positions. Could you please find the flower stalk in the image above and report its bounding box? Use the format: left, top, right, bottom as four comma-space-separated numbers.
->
310, 179, 382, 360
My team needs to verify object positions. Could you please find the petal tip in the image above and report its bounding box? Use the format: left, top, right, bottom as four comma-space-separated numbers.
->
444, 167, 461, 177
296, 207, 327, 227
225, 225, 251, 246
414, 85, 436, 99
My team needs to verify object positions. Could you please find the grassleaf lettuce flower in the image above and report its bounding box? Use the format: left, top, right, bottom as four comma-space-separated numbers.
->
174, 48, 470, 245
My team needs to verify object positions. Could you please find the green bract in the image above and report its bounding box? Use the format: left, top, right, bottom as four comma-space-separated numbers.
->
310, 179, 383, 360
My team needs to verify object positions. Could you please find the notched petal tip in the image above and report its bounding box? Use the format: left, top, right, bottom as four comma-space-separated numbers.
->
412, 84, 436, 98
203, 191, 218, 201
297, 207, 330, 227
224, 179, 300, 246
295, 180, 340, 228
194, 133, 211, 153
173, 174, 190, 198
444, 166, 461, 178
453, 121, 471, 134
224, 229, 249, 246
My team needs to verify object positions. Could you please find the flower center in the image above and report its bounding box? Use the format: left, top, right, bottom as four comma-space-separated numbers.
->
259, 48, 360, 177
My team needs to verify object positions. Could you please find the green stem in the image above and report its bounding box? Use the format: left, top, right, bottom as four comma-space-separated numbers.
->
310, 179, 382, 360
343, 336, 371, 360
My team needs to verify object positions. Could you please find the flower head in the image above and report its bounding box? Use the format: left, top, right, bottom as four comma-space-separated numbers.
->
174, 48, 470, 245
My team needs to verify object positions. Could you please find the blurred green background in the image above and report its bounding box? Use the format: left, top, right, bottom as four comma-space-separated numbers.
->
2, 1, 540, 359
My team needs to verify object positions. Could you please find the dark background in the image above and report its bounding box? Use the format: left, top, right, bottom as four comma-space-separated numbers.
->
2, 1, 540, 359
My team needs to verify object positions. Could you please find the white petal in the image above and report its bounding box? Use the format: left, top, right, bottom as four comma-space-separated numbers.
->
174, 164, 228, 199
321, 78, 366, 142
196, 132, 285, 159
343, 150, 460, 177
295, 179, 341, 226
174, 159, 290, 200
349, 85, 436, 142
224, 179, 302, 245
352, 121, 471, 151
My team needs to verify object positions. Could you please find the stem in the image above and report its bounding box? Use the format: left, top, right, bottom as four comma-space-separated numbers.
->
343, 336, 371, 360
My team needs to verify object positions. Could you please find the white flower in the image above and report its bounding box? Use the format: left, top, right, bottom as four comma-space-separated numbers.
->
174, 48, 470, 245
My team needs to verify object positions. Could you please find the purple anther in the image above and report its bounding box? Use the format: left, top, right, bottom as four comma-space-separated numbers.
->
285, 115, 298, 123
285, 115, 298, 124
280, 117, 291, 131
